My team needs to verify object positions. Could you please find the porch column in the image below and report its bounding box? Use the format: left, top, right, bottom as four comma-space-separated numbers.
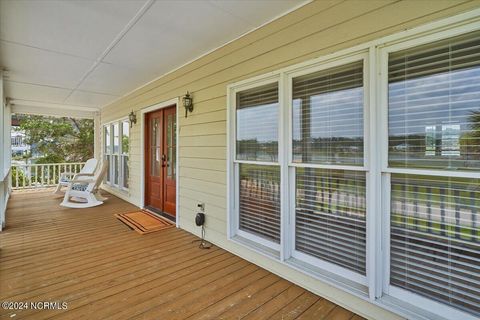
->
0, 71, 11, 231
93, 111, 101, 162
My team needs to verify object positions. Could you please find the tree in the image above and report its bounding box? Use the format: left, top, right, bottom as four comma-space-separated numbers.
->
467, 110, 480, 161
19, 115, 94, 163
470, 111, 480, 136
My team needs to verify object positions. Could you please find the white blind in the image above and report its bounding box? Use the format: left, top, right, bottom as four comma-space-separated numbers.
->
295, 168, 366, 274
236, 83, 279, 162
292, 60, 366, 276
388, 31, 480, 317
390, 174, 480, 316
292, 61, 364, 166
239, 164, 280, 243
388, 31, 480, 171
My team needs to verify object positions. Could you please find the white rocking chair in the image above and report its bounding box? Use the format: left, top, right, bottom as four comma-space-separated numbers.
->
53, 158, 98, 195
60, 162, 108, 208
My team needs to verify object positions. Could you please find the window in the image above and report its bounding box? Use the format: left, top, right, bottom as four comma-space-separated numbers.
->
233, 81, 281, 249
239, 164, 280, 243
386, 31, 480, 317
103, 119, 129, 190
166, 113, 176, 181
104, 126, 111, 183
230, 56, 368, 279
121, 121, 129, 189
291, 61, 367, 278
236, 83, 279, 162
113, 123, 119, 185
390, 175, 480, 315
295, 168, 366, 274
228, 18, 480, 320
388, 31, 480, 171
292, 61, 364, 165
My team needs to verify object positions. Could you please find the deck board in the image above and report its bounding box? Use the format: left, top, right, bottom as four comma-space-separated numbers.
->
0, 191, 364, 320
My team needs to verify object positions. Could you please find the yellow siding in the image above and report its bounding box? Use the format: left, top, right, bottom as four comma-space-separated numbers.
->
101, 1, 480, 318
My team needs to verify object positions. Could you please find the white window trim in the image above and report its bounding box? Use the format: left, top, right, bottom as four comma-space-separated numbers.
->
284, 52, 370, 286
229, 52, 371, 280
103, 117, 130, 192
377, 17, 480, 320
227, 8, 480, 320
228, 74, 282, 253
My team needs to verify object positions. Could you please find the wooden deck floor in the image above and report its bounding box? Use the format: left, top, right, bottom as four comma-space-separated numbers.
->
0, 190, 364, 320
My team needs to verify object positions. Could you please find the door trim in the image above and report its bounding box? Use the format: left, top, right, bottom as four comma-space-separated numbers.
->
140, 97, 180, 228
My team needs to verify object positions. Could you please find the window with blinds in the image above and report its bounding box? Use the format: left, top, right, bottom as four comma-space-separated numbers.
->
296, 168, 366, 274
391, 174, 480, 316
388, 31, 480, 171
235, 82, 280, 246
292, 60, 366, 276
292, 61, 364, 166
113, 123, 119, 185
236, 82, 279, 162
104, 126, 111, 183
239, 164, 280, 243
388, 31, 480, 317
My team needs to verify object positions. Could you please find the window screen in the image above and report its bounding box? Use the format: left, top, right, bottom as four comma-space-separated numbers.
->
239, 164, 280, 243
391, 174, 480, 316
236, 83, 279, 162
388, 31, 480, 170
292, 61, 364, 165
296, 168, 366, 274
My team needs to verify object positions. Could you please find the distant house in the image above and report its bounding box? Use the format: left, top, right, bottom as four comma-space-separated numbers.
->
10, 115, 40, 161
11, 130, 29, 157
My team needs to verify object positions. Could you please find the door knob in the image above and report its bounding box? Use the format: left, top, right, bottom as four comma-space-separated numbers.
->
162, 154, 167, 167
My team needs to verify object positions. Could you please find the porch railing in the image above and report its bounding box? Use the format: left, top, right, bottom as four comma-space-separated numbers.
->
11, 162, 85, 190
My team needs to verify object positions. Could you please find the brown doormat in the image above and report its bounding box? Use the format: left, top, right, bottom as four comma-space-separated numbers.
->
115, 210, 175, 234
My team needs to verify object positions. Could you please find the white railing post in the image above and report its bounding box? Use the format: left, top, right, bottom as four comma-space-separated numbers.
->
15, 166, 19, 189
23, 166, 27, 188
40, 165, 44, 187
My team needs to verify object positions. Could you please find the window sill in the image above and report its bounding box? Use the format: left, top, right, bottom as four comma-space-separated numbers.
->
375, 295, 456, 320
285, 257, 368, 298
101, 183, 129, 195
230, 235, 280, 260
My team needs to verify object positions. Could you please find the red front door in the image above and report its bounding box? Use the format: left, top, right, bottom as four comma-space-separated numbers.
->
145, 106, 176, 218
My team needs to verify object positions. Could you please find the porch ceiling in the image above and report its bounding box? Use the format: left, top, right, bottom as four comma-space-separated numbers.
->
0, 0, 308, 114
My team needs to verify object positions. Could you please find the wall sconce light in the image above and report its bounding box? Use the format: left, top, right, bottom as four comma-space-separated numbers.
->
128, 110, 137, 128
183, 91, 193, 118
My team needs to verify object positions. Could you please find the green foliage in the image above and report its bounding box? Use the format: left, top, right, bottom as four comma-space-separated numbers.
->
470, 110, 480, 133
34, 154, 65, 164
10, 166, 26, 187
122, 135, 129, 154
19, 115, 94, 163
